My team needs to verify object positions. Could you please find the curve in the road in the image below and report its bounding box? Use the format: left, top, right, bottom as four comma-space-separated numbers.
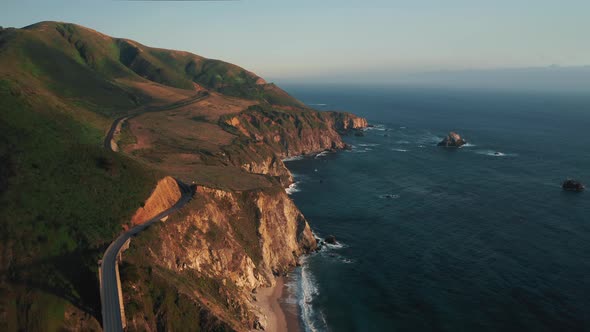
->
100, 94, 205, 331
103, 92, 209, 152
100, 180, 192, 332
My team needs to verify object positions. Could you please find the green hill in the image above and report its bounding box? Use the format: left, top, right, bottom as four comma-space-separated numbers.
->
1, 21, 303, 112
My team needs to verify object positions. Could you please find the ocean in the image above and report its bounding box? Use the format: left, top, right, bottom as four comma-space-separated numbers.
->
279, 84, 590, 332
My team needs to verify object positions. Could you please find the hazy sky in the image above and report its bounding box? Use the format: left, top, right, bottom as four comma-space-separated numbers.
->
2, 0, 589, 82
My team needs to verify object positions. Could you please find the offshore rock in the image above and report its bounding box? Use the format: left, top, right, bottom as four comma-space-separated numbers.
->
562, 179, 585, 192
438, 131, 467, 147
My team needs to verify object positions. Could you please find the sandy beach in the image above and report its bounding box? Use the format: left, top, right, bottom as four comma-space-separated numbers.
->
257, 277, 301, 332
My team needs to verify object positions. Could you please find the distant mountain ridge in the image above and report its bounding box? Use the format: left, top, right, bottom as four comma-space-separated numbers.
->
1, 21, 303, 114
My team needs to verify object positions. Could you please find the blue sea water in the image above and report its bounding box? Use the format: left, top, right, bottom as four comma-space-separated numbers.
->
280, 85, 590, 332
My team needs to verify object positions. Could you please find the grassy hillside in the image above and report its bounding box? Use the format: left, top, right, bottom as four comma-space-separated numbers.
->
7, 22, 304, 108
0, 77, 161, 330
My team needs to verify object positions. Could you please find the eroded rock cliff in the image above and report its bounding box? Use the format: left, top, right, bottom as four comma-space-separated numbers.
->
121, 185, 317, 331
130, 176, 182, 225
220, 105, 367, 186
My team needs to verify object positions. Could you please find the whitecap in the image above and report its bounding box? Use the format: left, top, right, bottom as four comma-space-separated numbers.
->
380, 194, 400, 199
476, 150, 517, 157
357, 143, 380, 147
396, 140, 410, 145
391, 148, 408, 152
461, 143, 476, 148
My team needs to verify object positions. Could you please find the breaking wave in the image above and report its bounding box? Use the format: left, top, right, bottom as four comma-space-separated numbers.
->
283, 155, 304, 162
298, 256, 328, 332
286, 182, 300, 195
366, 124, 387, 131
315, 151, 330, 159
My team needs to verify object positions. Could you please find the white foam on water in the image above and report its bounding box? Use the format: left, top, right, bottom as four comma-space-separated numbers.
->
358, 143, 380, 147
349, 145, 372, 153
417, 133, 444, 145
299, 257, 325, 332
396, 140, 411, 144
282, 155, 304, 162
324, 241, 345, 250
461, 143, 477, 148
285, 182, 300, 195
314, 151, 330, 159
476, 150, 517, 157
391, 148, 408, 152
366, 124, 387, 131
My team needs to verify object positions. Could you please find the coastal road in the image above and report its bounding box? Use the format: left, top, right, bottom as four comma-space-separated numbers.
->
103, 92, 210, 152
100, 94, 205, 331
100, 179, 193, 332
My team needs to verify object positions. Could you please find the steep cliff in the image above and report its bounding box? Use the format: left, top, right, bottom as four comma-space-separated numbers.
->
120, 185, 317, 331
220, 105, 367, 186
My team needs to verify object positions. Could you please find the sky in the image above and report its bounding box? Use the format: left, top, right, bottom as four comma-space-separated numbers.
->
1, 0, 590, 85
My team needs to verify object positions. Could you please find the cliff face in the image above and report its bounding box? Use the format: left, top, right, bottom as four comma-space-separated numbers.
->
130, 176, 182, 225
122, 185, 316, 331
325, 111, 369, 133
220, 106, 367, 185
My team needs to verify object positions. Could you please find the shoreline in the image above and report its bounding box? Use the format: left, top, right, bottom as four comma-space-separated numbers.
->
257, 277, 301, 332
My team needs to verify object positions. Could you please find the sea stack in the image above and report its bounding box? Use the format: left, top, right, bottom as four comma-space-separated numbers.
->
325, 235, 337, 244
438, 132, 467, 147
562, 179, 585, 192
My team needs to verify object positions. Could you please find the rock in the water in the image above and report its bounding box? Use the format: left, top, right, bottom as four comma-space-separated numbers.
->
325, 235, 337, 244
438, 131, 467, 147
562, 179, 585, 192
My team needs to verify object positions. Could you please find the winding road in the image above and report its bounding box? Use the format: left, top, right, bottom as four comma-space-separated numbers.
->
100, 180, 192, 332
100, 94, 205, 331
103, 92, 210, 152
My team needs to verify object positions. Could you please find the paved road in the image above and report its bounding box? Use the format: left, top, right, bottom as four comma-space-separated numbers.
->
103, 92, 209, 152
100, 180, 193, 332
100, 94, 206, 331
